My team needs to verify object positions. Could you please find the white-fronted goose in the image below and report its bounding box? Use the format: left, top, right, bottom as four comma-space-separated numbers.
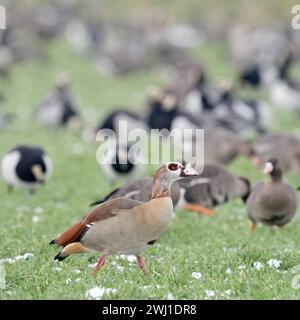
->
50, 162, 198, 274
246, 159, 297, 232
1, 145, 53, 192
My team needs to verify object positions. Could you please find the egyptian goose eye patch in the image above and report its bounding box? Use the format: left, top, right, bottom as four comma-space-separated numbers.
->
168, 163, 179, 171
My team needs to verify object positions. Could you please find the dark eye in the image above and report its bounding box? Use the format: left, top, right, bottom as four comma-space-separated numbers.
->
168, 163, 178, 171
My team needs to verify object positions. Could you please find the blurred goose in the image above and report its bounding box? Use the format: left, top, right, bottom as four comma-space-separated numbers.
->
96, 109, 148, 142
177, 162, 251, 216
36, 73, 80, 129
1, 145, 53, 192
90, 176, 181, 208
203, 128, 257, 166
50, 162, 198, 274
253, 133, 300, 174
215, 81, 270, 136
146, 89, 201, 133
246, 159, 297, 232
239, 64, 262, 88
262, 54, 300, 112
99, 142, 145, 185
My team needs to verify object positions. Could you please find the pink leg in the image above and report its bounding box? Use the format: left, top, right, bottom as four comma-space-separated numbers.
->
136, 256, 148, 275
92, 255, 106, 274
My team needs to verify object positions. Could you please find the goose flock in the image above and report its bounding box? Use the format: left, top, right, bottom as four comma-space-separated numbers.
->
1, 1, 300, 275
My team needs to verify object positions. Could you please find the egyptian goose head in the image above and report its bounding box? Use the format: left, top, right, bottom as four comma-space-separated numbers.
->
151, 162, 198, 199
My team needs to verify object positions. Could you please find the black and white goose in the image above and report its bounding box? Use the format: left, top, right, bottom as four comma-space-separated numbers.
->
263, 54, 300, 112
146, 89, 201, 134
1, 145, 53, 192
36, 73, 80, 129
99, 142, 145, 185
214, 81, 271, 136
96, 109, 148, 142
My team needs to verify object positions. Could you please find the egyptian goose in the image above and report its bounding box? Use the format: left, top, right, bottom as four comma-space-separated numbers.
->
177, 162, 251, 217
246, 159, 297, 232
1, 145, 53, 192
36, 73, 80, 129
253, 133, 300, 174
50, 162, 198, 274
90, 176, 181, 208
99, 143, 145, 185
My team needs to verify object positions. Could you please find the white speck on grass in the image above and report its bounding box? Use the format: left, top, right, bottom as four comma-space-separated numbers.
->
74, 269, 81, 274
34, 207, 43, 214
88, 263, 97, 269
238, 265, 246, 271
165, 293, 174, 300
226, 268, 233, 275
75, 278, 81, 282
126, 255, 136, 263
115, 265, 125, 273
55, 267, 62, 272
1, 253, 34, 264
205, 290, 215, 298
267, 259, 281, 269
65, 278, 72, 285
224, 290, 231, 295
192, 272, 202, 279
32, 215, 41, 223
86, 286, 117, 300
253, 262, 263, 270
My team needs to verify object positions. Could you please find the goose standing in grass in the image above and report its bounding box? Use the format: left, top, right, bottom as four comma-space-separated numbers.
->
1, 145, 53, 192
177, 162, 251, 217
50, 162, 198, 274
261, 54, 300, 113
253, 133, 300, 174
99, 143, 145, 186
246, 159, 297, 232
146, 89, 201, 133
36, 73, 81, 129
214, 81, 271, 136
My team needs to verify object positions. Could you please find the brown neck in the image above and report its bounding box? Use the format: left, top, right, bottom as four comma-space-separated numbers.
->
270, 168, 282, 182
151, 170, 172, 199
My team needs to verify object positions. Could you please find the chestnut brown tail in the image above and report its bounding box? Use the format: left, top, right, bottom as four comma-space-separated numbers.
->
50, 222, 86, 247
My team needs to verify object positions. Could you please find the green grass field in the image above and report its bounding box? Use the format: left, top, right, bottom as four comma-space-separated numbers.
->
1, 36, 300, 300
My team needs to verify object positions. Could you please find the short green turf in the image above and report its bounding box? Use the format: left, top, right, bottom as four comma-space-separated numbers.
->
1, 34, 300, 300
